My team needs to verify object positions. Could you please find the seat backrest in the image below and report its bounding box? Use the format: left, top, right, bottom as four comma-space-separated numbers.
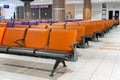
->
52, 22, 66, 26
66, 25, 85, 42
24, 29, 50, 49
14, 25, 29, 28
0, 23, 7, 27
96, 22, 104, 32
0, 27, 6, 45
48, 30, 77, 53
2, 28, 26, 46
0, 20, 6, 23
38, 23, 50, 27
47, 25, 65, 29
30, 25, 47, 29
66, 22, 80, 26
80, 22, 95, 36
30, 23, 50, 29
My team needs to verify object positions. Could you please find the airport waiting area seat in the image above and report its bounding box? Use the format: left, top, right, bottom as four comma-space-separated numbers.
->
14, 25, 30, 28
66, 25, 87, 48
0, 27, 6, 45
47, 25, 65, 29
0, 23, 7, 27
0, 28, 78, 76
0, 28, 27, 53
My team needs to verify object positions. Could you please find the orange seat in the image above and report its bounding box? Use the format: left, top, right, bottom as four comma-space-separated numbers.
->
24, 29, 50, 49
47, 25, 65, 29
66, 22, 80, 26
48, 30, 77, 52
0, 23, 7, 27
2, 28, 26, 46
96, 21, 105, 32
14, 25, 29, 28
38, 23, 50, 28
0, 20, 7, 23
80, 22, 95, 37
66, 25, 85, 42
30, 25, 47, 29
52, 22, 66, 26
0, 28, 6, 45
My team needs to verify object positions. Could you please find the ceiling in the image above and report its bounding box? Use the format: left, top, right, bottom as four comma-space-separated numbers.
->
0, 0, 120, 6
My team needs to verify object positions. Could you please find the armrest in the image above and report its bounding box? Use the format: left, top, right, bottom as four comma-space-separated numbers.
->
14, 38, 24, 47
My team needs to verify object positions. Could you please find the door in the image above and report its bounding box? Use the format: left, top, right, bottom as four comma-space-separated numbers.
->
40, 8, 52, 19
31, 8, 39, 19
115, 10, 119, 19
109, 11, 113, 20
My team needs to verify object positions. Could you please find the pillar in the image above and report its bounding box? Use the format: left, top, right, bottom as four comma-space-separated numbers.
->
53, 0, 65, 22
83, 0, 92, 20
24, 1, 31, 19
20, 0, 34, 19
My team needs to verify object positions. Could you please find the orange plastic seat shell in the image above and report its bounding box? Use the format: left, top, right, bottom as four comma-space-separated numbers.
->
48, 30, 77, 53
0, 27, 6, 45
0, 23, 7, 27
2, 28, 26, 46
30, 25, 47, 29
66, 26, 85, 42
37, 23, 50, 28
52, 22, 66, 26
14, 25, 29, 28
47, 25, 65, 29
24, 29, 50, 49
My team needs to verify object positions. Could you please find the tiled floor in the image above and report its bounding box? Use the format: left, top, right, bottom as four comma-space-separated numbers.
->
0, 25, 120, 80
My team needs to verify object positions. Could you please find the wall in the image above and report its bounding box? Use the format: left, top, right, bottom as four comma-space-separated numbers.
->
1, 2, 120, 20
75, 3, 102, 20
92, 3, 102, 20
75, 4, 83, 19
65, 4, 75, 20
75, 2, 120, 20
1, 4, 16, 19
106, 2, 120, 20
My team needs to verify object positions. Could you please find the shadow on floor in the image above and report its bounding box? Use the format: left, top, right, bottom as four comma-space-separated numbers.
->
0, 58, 72, 80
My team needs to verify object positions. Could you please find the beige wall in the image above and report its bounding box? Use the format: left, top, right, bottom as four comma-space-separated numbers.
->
65, 4, 75, 19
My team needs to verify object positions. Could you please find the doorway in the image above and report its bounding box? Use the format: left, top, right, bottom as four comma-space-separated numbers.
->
40, 8, 52, 19
31, 8, 39, 19
115, 10, 119, 19
109, 11, 113, 19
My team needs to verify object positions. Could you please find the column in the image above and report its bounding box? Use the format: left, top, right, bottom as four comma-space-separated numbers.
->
24, 1, 31, 19
20, 0, 34, 19
83, 0, 92, 20
53, 0, 65, 22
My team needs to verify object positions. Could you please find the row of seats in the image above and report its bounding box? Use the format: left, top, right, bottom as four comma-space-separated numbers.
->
0, 27, 78, 76
0, 19, 53, 28
52, 20, 119, 47
12, 24, 88, 48
0, 19, 82, 24
12, 19, 119, 48
0, 20, 119, 48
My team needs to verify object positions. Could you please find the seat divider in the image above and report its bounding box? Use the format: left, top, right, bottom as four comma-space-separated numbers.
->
45, 29, 51, 50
